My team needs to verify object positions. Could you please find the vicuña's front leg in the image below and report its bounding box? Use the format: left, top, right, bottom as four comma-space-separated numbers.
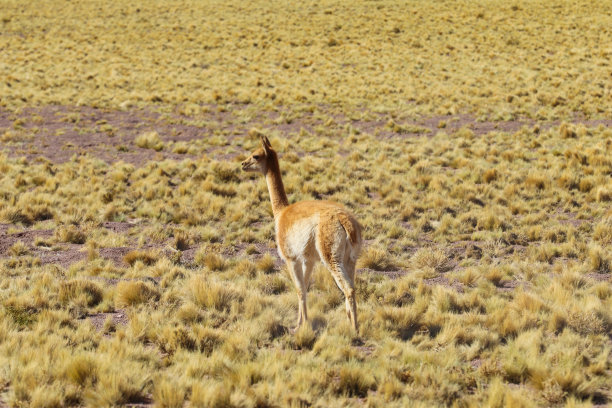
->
287, 260, 308, 329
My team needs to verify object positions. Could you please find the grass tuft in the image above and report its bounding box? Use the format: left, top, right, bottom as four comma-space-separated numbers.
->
190, 277, 238, 312
292, 324, 317, 350
59, 280, 104, 307
256, 254, 276, 274
190, 383, 231, 408
411, 248, 451, 272
115, 281, 160, 307
194, 249, 227, 271
135, 131, 164, 151
124, 250, 159, 266
153, 378, 185, 408
358, 245, 394, 271
9, 241, 29, 256
334, 363, 376, 397
55, 225, 86, 244
258, 274, 288, 295
65, 354, 98, 387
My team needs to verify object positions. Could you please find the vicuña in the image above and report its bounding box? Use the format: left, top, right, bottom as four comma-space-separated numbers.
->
242, 135, 363, 331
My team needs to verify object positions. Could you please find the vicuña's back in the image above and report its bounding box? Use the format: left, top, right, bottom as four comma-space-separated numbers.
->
242, 135, 362, 331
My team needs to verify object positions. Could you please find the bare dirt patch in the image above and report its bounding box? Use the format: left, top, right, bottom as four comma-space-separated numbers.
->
34, 244, 88, 269
0, 224, 53, 256
2, 106, 611, 166
0, 222, 146, 268
1, 106, 202, 165
585, 273, 611, 283
86, 309, 128, 332
425, 275, 466, 293
0, 224, 180, 270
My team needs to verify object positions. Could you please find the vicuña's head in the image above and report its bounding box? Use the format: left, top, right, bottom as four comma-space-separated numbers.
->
241, 135, 277, 174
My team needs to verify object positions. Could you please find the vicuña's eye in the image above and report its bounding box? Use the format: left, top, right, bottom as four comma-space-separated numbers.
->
253, 155, 260, 160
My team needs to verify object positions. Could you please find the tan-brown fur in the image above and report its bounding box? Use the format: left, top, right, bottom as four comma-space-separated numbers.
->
242, 136, 363, 331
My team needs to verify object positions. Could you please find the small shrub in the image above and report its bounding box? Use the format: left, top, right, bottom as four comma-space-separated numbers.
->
5, 305, 37, 328
477, 212, 506, 231
87, 245, 99, 261
485, 267, 505, 286
541, 378, 567, 405
29, 385, 63, 408
567, 310, 605, 335
531, 243, 561, 263
458, 267, 480, 286
557, 172, 579, 190
83, 372, 150, 407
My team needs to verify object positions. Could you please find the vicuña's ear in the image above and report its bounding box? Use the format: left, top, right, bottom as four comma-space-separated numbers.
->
260, 135, 272, 153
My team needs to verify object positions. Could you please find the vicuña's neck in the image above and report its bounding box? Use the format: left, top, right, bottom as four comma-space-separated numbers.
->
265, 153, 289, 217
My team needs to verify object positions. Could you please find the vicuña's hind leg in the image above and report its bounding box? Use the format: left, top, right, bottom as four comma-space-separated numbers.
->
321, 258, 358, 332
344, 258, 358, 332
287, 259, 308, 329
317, 225, 359, 332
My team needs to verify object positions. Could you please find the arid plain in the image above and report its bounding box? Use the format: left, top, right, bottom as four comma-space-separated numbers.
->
1, 0, 611, 406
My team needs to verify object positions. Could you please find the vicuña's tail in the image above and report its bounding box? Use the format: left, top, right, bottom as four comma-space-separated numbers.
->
337, 212, 362, 247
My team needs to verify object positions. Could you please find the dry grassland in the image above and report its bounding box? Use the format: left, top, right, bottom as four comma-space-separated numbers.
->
1, 0, 611, 407
2, 0, 612, 118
